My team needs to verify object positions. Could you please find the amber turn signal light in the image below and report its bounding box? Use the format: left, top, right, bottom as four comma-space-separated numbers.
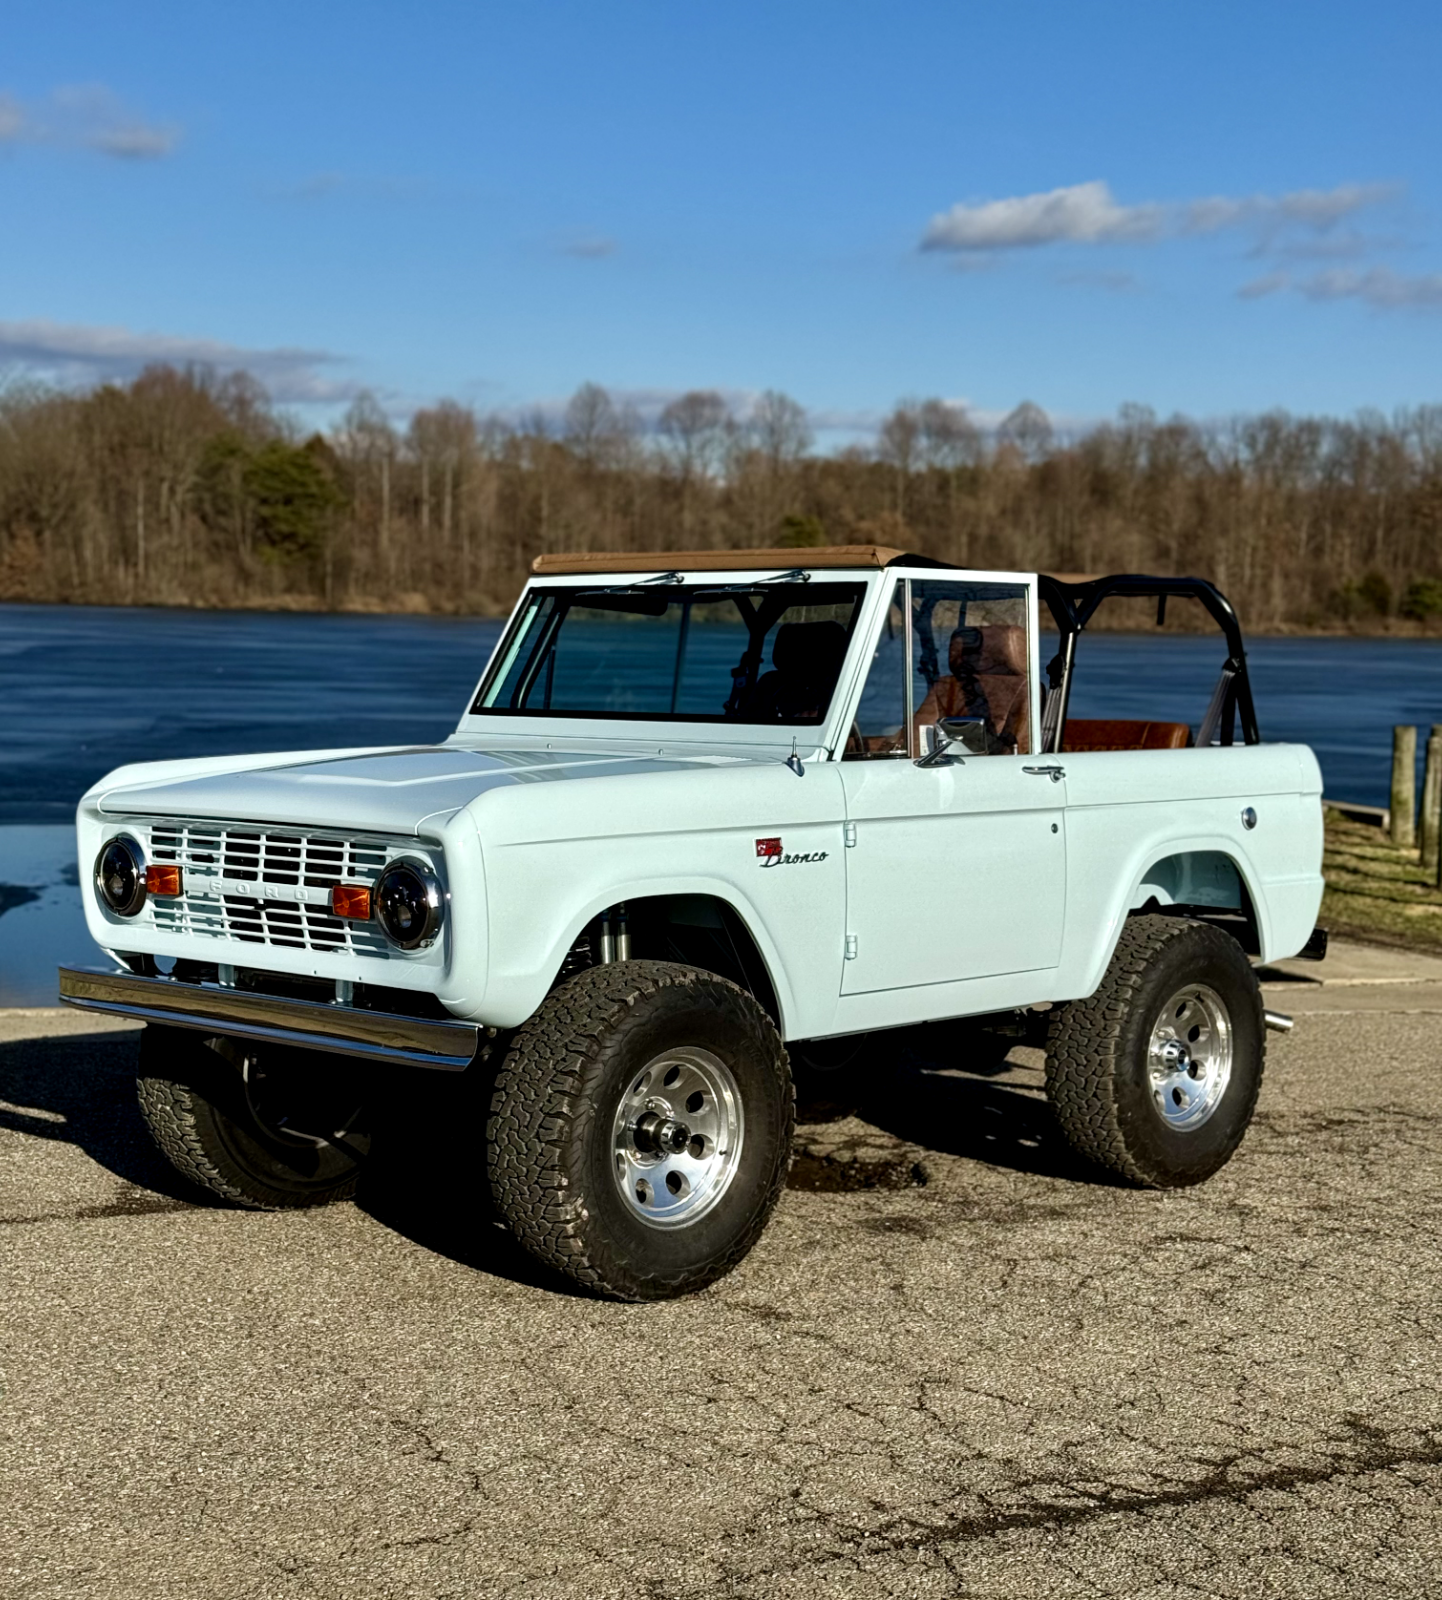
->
331, 884, 372, 920
144, 864, 183, 897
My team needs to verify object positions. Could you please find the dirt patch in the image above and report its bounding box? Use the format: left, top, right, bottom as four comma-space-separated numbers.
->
788, 1150, 928, 1192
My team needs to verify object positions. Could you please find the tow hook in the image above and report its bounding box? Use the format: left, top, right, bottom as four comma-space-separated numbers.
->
1263, 1010, 1293, 1033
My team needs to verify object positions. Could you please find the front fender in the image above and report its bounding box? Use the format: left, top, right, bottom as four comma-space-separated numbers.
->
461, 872, 805, 1034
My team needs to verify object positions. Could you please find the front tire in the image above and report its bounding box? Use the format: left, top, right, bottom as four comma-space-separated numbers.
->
487, 961, 794, 1301
1044, 916, 1265, 1187
136, 1026, 372, 1208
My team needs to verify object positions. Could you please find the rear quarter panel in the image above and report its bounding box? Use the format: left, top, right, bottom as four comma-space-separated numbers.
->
1054, 743, 1324, 1000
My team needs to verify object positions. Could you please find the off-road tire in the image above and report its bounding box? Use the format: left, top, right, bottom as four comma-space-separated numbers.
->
136, 1026, 371, 1209
1044, 915, 1265, 1187
487, 961, 794, 1301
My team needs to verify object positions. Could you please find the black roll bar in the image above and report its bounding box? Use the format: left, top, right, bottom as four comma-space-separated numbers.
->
1036, 574, 1260, 754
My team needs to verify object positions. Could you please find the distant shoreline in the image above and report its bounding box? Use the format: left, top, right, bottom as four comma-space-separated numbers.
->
4, 593, 1440, 642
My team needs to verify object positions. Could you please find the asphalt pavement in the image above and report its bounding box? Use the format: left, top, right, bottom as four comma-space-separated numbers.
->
1, 943, 1440, 1598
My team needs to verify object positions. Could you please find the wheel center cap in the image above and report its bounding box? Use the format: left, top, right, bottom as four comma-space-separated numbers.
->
633, 1111, 691, 1156
1160, 1039, 1191, 1071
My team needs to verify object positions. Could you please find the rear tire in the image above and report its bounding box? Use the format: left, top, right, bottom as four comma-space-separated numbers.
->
1044, 916, 1264, 1187
136, 1026, 372, 1208
487, 961, 793, 1301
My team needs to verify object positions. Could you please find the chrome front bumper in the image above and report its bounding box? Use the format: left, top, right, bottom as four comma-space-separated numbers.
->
57, 965, 478, 1071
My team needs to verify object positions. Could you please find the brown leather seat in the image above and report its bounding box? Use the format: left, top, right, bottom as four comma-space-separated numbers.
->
1062, 718, 1191, 752
915, 624, 1031, 753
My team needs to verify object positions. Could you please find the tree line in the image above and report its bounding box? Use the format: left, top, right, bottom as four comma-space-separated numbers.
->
2, 364, 1441, 631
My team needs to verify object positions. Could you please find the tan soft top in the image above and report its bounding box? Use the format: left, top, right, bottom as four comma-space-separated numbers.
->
531, 545, 910, 576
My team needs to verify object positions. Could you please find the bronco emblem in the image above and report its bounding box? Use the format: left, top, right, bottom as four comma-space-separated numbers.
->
755, 837, 828, 868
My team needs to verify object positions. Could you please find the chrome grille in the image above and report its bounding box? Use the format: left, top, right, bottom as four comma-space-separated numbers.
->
144, 821, 404, 958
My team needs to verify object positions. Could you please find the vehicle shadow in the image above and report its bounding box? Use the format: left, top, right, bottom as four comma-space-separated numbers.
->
0, 1027, 208, 1205
2, 1022, 1108, 1286
0, 1028, 582, 1291
353, 1065, 592, 1297
858, 1067, 1107, 1185
814, 1024, 1112, 1187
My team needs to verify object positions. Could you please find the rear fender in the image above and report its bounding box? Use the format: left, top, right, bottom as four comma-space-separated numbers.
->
1065, 838, 1271, 1000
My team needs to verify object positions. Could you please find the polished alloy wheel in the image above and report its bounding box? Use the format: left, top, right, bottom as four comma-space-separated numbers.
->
1147, 983, 1233, 1132
611, 1046, 744, 1229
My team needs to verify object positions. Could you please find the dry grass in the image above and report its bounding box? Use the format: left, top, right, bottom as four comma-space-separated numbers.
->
1320, 809, 1442, 950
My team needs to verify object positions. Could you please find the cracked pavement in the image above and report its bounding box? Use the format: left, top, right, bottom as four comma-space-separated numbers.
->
1, 952, 1440, 1599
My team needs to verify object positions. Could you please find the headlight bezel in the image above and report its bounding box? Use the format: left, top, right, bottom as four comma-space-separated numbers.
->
373, 856, 446, 951
94, 834, 149, 919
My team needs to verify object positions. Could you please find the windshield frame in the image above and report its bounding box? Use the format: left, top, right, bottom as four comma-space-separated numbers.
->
451, 563, 1039, 755
467, 576, 869, 728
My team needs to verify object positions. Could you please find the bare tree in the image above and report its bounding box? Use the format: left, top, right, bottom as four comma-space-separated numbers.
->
748, 390, 812, 472
877, 402, 923, 519
2, 363, 1442, 634
915, 399, 980, 470
998, 400, 1054, 464
658, 390, 734, 481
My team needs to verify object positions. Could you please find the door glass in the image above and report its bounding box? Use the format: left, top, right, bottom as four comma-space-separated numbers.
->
844, 582, 908, 757
911, 579, 1032, 756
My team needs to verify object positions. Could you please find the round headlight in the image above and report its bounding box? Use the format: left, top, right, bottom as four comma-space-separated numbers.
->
94, 835, 147, 918
374, 858, 444, 950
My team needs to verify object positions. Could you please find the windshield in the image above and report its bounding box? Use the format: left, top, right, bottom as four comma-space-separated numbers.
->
473, 581, 867, 724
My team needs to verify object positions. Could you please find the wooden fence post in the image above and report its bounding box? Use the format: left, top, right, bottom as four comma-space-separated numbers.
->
1391, 725, 1417, 850
1422, 725, 1442, 874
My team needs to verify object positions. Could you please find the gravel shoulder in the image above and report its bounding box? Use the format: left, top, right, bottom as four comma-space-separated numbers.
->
1, 948, 1439, 1599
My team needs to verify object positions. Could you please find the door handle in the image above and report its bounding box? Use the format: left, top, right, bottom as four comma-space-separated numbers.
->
1022, 764, 1066, 783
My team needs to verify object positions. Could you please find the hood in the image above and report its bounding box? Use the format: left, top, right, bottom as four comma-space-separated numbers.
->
96, 744, 730, 836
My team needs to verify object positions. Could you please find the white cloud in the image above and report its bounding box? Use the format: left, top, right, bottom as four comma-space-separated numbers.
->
1237, 272, 1291, 301
1241, 267, 1442, 311
922, 181, 1163, 252
922, 179, 1394, 256
0, 84, 179, 160
0, 319, 360, 403
1301, 266, 1442, 309
1299, 265, 1440, 305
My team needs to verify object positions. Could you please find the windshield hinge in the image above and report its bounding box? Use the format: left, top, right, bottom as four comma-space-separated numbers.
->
844, 933, 859, 961
763, 567, 810, 583
843, 821, 857, 848
639, 570, 684, 585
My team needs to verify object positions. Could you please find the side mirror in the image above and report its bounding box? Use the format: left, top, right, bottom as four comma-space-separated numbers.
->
916, 716, 993, 766
940, 716, 995, 754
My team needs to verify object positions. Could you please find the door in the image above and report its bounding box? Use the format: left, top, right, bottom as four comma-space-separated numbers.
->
838, 575, 1066, 995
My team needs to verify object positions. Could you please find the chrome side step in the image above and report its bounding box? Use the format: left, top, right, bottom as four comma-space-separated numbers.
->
57, 965, 478, 1071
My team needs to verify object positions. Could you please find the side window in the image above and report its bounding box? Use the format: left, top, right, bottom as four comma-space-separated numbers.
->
843, 582, 908, 757
911, 579, 1032, 756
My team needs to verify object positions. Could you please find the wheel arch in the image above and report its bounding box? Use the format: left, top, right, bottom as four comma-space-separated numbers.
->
1073, 840, 1269, 1000
485, 879, 796, 1034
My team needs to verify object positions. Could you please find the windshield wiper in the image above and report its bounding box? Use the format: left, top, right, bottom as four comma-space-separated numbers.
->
583, 570, 685, 595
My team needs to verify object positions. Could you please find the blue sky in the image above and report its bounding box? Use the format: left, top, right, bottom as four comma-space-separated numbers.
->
3, 1, 1440, 437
